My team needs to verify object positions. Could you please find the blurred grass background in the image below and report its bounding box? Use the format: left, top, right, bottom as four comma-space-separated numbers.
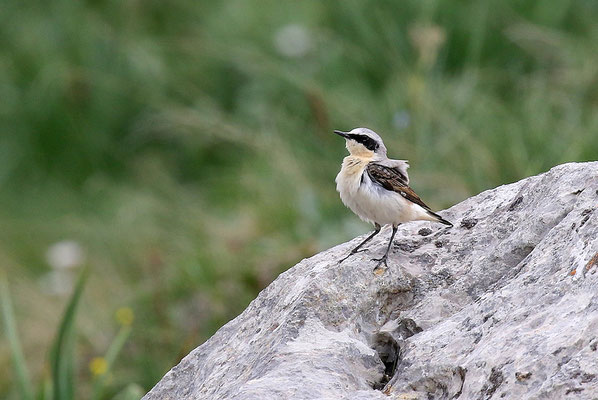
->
1, 0, 597, 398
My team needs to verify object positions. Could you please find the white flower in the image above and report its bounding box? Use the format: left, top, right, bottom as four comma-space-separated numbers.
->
45, 240, 85, 270
274, 24, 312, 58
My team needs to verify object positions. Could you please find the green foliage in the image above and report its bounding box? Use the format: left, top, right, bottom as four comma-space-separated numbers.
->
1, 270, 133, 399
91, 323, 133, 400
49, 268, 89, 400
1, 0, 597, 398
1, 276, 34, 400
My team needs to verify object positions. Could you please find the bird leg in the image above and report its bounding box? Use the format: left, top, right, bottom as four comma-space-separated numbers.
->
339, 223, 381, 264
372, 224, 398, 269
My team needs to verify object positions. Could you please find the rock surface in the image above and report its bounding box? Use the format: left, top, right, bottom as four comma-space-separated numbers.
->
144, 162, 598, 400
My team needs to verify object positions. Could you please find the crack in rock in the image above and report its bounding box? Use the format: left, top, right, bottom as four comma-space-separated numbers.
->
480, 367, 504, 399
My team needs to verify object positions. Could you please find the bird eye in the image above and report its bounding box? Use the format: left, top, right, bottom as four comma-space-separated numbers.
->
362, 137, 379, 151
348, 134, 379, 151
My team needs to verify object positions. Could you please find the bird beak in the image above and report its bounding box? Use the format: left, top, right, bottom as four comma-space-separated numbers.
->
334, 130, 349, 138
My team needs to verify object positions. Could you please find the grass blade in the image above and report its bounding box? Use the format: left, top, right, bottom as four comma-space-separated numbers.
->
49, 266, 90, 400
36, 375, 52, 400
0, 275, 34, 400
90, 324, 132, 400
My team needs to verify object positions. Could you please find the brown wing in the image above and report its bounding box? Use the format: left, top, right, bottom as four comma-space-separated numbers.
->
366, 163, 432, 211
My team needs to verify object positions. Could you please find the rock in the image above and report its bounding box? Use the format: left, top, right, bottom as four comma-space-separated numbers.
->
143, 162, 598, 400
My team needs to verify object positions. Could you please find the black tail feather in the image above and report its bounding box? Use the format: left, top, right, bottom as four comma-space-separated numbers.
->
428, 211, 453, 227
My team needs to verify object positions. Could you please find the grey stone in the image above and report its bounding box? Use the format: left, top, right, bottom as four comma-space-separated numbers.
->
144, 162, 598, 400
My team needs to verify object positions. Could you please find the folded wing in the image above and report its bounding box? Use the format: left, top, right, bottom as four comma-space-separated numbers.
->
366, 163, 431, 211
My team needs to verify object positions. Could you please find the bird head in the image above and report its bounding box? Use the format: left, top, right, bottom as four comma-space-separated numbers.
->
334, 127, 387, 159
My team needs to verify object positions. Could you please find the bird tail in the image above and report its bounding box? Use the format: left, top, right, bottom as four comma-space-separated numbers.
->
427, 211, 453, 227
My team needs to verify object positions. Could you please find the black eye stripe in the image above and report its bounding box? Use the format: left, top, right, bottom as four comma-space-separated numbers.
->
348, 134, 379, 151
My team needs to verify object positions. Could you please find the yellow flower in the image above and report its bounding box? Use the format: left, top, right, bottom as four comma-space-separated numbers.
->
89, 357, 108, 376
115, 307, 134, 326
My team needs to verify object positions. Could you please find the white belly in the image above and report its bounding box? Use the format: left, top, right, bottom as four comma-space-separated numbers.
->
336, 168, 432, 226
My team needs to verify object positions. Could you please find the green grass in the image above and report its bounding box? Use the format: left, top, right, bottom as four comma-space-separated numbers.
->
2, 269, 133, 400
1, 0, 598, 398
49, 267, 89, 400
1, 276, 34, 400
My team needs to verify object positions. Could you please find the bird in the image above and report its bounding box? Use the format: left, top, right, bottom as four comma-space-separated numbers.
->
334, 127, 452, 269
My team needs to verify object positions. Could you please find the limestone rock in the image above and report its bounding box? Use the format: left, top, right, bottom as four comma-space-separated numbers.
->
144, 162, 598, 400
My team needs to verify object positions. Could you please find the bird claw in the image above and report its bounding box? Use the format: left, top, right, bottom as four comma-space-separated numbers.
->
339, 248, 369, 264
372, 256, 388, 269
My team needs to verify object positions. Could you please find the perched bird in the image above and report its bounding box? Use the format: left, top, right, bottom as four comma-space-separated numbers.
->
334, 127, 452, 268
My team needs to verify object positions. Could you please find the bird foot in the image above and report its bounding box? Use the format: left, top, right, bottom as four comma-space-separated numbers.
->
371, 255, 388, 270
339, 248, 369, 264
